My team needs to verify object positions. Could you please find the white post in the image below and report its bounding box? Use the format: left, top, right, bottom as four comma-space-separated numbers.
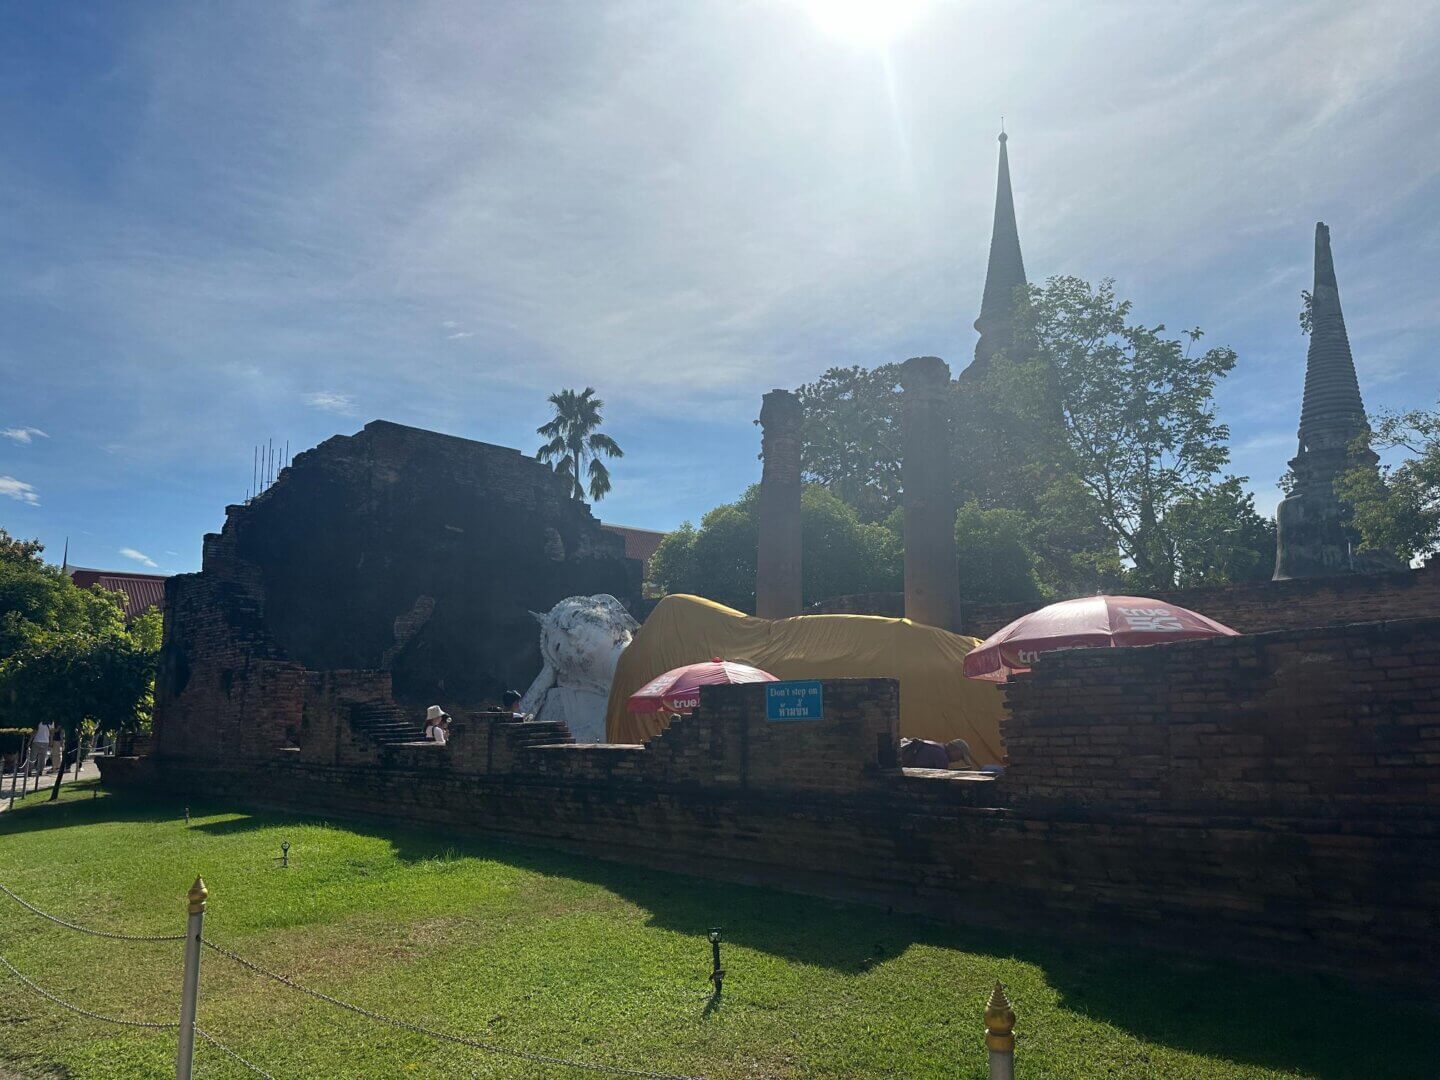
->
985, 981, 1016, 1080
175, 877, 207, 1080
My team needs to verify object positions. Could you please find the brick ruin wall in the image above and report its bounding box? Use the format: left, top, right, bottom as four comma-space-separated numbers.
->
153, 420, 642, 759
810, 562, 1440, 638
1000, 617, 1440, 815
112, 616, 1440, 987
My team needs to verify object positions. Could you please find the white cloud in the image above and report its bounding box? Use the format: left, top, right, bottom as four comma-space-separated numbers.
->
446, 330, 475, 340
305, 391, 358, 415
119, 547, 159, 568
2, 427, 49, 444
3, 0, 1438, 533
0, 476, 40, 505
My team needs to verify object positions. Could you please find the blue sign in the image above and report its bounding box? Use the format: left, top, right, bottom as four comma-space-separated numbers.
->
765, 680, 824, 721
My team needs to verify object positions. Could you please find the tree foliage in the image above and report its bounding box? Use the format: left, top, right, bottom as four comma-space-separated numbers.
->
1161, 477, 1276, 587
785, 278, 1274, 596
954, 348, 1118, 596
1013, 275, 1271, 591
651, 488, 1057, 610
795, 365, 903, 522
536, 387, 624, 502
952, 502, 1046, 604
0, 532, 127, 658
1337, 401, 1440, 564
0, 529, 161, 798
650, 486, 900, 613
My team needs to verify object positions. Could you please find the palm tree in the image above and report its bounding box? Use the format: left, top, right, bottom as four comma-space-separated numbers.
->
536, 387, 624, 501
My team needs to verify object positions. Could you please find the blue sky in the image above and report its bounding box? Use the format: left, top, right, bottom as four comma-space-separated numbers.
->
3, 1, 1438, 575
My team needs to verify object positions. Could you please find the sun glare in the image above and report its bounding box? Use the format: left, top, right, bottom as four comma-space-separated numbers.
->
795, 0, 936, 46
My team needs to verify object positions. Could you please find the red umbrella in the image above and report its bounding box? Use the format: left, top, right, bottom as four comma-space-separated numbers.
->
962, 595, 1239, 682
626, 658, 779, 714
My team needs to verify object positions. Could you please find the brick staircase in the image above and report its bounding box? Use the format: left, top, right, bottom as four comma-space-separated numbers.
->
348, 705, 575, 750
349, 702, 426, 746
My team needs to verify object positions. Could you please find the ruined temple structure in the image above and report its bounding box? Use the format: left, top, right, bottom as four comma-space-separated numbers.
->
755, 389, 803, 619
154, 421, 641, 756
109, 592, 1440, 988
901, 356, 961, 630
966, 130, 1028, 380
1274, 224, 1404, 579
951, 130, 1062, 517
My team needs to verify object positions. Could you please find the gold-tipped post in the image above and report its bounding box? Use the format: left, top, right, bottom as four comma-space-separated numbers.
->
176, 877, 208, 1080
985, 981, 1016, 1080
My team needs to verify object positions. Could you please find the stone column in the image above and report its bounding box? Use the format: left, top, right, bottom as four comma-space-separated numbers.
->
900, 356, 959, 630
755, 389, 803, 620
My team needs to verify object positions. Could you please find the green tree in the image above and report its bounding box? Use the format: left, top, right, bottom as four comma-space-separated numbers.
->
1337, 401, 1440, 564
952, 502, 1046, 604
0, 531, 160, 798
4, 628, 158, 799
1161, 477, 1275, 587
650, 485, 901, 612
1014, 276, 1251, 591
536, 387, 624, 501
795, 364, 903, 522
0, 528, 126, 659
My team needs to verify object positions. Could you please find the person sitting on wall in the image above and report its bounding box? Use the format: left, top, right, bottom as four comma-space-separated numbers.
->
898, 737, 976, 771
425, 705, 451, 744
501, 691, 529, 721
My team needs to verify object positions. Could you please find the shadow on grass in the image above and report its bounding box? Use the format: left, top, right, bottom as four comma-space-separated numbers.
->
5, 786, 1439, 1079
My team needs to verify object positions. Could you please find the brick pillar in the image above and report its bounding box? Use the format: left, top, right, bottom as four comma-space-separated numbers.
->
756, 389, 803, 619
900, 356, 959, 630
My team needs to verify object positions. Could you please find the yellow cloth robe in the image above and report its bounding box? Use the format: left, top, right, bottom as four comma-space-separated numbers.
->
604, 594, 1006, 764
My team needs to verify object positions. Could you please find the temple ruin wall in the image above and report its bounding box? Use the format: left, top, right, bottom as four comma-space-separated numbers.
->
110, 618, 1440, 988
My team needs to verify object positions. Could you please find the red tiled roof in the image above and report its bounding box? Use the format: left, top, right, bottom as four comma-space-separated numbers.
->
68, 567, 168, 619
600, 524, 667, 567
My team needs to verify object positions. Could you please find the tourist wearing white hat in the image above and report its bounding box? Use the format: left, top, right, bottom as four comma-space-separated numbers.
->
424, 705, 451, 745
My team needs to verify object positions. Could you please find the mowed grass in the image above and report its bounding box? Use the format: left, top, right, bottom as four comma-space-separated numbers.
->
1, 783, 1437, 1080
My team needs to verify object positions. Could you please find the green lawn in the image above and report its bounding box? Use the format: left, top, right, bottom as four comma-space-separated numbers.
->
1, 782, 1436, 1079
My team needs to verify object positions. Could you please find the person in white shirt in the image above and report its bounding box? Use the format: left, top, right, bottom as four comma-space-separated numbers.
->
424, 705, 450, 745
30, 722, 51, 774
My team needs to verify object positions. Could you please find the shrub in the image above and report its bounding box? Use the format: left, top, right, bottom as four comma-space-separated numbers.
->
0, 727, 35, 755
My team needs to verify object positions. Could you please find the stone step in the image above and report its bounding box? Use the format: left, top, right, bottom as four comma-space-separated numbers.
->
348, 702, 426, 747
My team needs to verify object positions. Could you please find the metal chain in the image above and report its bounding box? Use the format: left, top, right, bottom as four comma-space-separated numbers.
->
0, 952, 179, 1030
197, 1026, 278, 1079
201, 937, 703, 1080
0, 881, 186, 942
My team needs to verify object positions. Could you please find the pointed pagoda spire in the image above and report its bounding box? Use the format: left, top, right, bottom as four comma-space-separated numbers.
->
972, 129, 1028, 370
1297, 221, 1369, 454
1274, 221, 1400, 579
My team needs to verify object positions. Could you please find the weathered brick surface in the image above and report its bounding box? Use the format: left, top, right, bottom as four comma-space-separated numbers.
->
111, 661, 1440, 987
153, 420, 644, 762
999, 616, 1440, 817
